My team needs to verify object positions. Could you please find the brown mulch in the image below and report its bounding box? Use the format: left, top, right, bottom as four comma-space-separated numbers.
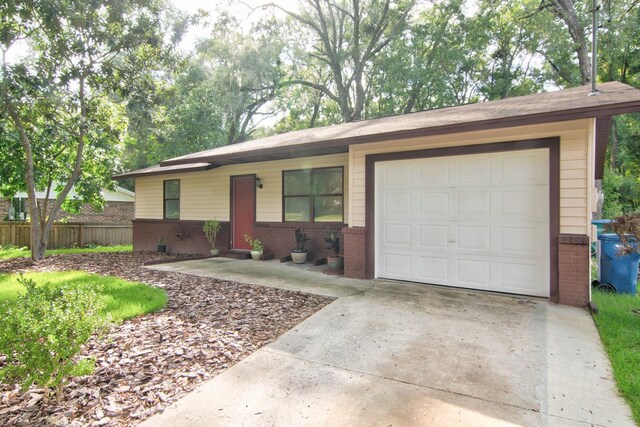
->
0, 252, 334, 426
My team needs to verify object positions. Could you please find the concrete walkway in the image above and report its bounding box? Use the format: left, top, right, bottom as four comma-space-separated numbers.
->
142, 258, 634, 426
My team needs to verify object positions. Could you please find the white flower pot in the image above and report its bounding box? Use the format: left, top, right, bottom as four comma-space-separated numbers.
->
291, 251, 308, 264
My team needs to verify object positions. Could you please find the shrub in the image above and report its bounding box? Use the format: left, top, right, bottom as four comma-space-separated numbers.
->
0, 276, 109, 403
605, 212, 640, 255
203, 219, 222, 247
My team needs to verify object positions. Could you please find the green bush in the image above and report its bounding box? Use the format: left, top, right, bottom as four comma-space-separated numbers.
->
0, 276, 109, 402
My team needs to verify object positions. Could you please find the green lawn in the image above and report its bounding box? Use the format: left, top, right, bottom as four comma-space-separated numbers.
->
0, 271, 166, 321
592, 288, 640, 423
0, 245, 132, 260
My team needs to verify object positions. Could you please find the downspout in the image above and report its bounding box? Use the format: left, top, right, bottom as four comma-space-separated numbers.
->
588, 0, 600, 96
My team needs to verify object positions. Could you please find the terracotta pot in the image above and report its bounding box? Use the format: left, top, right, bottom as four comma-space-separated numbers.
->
291, 251, 308, 264
251, 250, 263, 260
210, 248, 220, 257
327, 255, 344, 272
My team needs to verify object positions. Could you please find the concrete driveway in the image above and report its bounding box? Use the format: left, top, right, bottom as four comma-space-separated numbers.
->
142, 259, 633, 426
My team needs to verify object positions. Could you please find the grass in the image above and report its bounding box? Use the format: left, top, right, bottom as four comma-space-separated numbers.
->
0, 271, 166, 321
592, 287, 640, 423
0, 245, 132, 260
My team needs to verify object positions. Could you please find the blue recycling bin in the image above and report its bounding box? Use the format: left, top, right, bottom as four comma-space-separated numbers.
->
591, 219, 613, 235
598, 233, 640, 294
591, 219, 613, 256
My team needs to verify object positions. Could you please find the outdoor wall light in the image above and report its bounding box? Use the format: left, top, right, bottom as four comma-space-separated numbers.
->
256, 176, 263, 189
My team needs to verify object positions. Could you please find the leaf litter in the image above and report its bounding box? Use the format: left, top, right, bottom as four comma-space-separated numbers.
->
0, 252, 333, 426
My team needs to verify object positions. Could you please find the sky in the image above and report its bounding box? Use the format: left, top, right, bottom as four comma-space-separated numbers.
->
171, 0, 296, 52
3, 0, 292, 63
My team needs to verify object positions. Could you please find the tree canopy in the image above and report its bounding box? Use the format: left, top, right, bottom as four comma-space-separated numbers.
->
0, 0, 186, 259
1, 0, 640, 260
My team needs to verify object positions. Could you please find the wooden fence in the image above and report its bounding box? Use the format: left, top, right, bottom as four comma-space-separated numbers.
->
0, 222, 132, 249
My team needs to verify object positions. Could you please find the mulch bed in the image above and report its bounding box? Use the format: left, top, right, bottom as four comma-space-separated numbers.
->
0, 252, 334, 426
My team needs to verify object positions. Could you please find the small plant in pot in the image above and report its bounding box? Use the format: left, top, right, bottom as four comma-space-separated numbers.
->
157, 236, 166, 253
291, 228, 310, 264
324, 229, 344, 273
244, 234, 264, 260
203, 219, 222, 256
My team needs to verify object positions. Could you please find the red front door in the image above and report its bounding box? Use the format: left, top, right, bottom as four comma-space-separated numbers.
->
231, 175, 256, 249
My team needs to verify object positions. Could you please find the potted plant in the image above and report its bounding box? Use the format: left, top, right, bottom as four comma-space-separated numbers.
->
324, 229, 343, 273
203, 219, 222, 256
291, 228, 310, 264
157, 236, 166, 253
244, 234, 264, 260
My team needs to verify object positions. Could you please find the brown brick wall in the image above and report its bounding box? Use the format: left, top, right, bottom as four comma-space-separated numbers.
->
0, 199, 8, 221
558, 234, 590, 307
133, 219, 343, 259
133, 219, 229, 255
342, 227, 367, 279
0, 198, 133, 224
57, 201, 134, 224
253, 222, 344, 260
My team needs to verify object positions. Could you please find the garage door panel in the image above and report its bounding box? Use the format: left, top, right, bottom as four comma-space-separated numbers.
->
417, 255, 449, 283
375, 149, 550, 298
498, 153, 548, 184
382, 224, 412, 247
383, 163, 412, 186
499, 187, 548, 220
458, 157, 492, 183
382, 193, 412, 216
455, 226, 491, 251
381, 253, 412, 277
418, 192, 450, 217
418, 224, 448, 249
457, 259, 491, 287
457, 191, 491, 216
419, 161, 449, 185
497, 262, 548, 297
498, 227, 544, 256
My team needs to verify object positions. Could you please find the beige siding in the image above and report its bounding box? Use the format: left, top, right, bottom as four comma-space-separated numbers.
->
349, 119, 594, 235
134, 178, 163, 219
134, 153, 349, 222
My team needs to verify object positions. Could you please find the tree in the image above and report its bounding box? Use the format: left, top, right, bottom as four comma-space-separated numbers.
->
198, 14, 286, 144
272, 0, 416, 123
122, 13, 285, 172
0, 0, 180, 260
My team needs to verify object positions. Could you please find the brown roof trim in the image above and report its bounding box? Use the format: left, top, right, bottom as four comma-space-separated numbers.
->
112, 163, 217, 180
113, 82, 640, 178
595, 117, 612, 180
160, 98, 640, 168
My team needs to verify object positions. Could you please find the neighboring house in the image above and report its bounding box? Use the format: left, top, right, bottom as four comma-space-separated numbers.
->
114, 82, 640, 307
0, 186, 135, 224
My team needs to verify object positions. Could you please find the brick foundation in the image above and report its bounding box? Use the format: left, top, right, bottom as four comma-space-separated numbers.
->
0, 198, 134, 224
253, 222, 344, 260
133, 219, 230, 255
558, 234, 590, 307
342, 227, 367, 279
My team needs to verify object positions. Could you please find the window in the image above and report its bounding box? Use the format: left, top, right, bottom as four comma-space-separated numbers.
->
7, 198, 27, 221
163, 180, 180, 219
283, 167, 343, 222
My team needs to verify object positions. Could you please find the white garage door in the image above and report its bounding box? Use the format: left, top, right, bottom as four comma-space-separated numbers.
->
375, 149, 550, 297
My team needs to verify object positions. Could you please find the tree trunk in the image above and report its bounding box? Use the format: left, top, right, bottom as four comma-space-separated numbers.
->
3, 100, 44, 260
549, 0, 591, 85
33, 235, 47, 260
